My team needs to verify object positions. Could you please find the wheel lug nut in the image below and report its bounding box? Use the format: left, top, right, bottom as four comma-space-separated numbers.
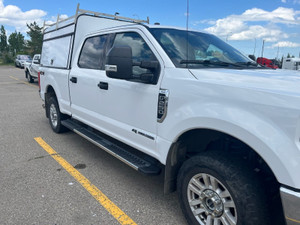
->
215, 199, 221, 204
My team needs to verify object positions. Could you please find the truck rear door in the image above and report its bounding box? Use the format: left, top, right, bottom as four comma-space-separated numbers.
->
69, 30, 163, 156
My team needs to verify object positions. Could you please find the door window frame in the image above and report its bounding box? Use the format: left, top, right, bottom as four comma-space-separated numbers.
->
77, 28, 164, 85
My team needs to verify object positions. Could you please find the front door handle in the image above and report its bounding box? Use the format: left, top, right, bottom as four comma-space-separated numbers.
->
70, 77, 77, 83
98, 82, 108, 90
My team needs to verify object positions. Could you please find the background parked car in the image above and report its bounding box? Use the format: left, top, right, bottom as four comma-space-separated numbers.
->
24, 54, 40, 83
15, 55, 32, 68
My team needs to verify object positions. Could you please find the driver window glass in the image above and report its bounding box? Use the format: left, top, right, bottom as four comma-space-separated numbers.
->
113, 32, 157, 76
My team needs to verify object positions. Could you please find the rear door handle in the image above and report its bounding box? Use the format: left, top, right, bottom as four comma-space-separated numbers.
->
98, 82, 108, 90
70, 77, 77, 83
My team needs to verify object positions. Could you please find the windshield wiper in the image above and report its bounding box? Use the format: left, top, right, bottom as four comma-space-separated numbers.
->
236, 61, 258, 66
180, 60, 244, 68
236, 61, 269, 69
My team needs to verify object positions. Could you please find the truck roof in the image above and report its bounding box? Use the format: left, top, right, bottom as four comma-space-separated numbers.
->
284, 58, 300, 61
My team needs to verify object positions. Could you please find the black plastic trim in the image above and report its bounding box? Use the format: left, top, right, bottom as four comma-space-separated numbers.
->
39, 65, 70, 70
61, 119, 161, 175
281, 184, 300, 193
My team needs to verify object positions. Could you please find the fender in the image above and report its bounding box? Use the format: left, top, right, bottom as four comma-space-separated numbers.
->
158, 102, 300, 189
43, 69, 71, 116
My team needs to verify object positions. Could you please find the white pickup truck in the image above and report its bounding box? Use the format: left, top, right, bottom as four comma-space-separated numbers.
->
39, 7, 300, 225
282, 57, 300, 71
24, 54, 40, 83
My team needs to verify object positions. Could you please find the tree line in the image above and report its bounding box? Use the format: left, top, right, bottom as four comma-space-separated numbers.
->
0, 22, 42, 64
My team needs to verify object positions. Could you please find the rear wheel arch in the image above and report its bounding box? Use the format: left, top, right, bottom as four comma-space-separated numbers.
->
44, 85, 58, 118
47, 96, 68, 133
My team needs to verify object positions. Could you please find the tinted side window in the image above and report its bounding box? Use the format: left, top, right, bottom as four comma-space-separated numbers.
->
41, 36, 72, 68
113, 32, 157, 76
78, 35, 108, 69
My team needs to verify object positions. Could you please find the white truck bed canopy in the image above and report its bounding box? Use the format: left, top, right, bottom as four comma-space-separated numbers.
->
41, 4, 149, 69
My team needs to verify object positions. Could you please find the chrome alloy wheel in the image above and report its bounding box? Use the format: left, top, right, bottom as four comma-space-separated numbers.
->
187, 173, 237, 225
49, 104, 58, 128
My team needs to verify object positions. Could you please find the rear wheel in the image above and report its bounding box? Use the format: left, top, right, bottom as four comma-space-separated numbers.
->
177, 151, 271, 225
47, 97, 67, 133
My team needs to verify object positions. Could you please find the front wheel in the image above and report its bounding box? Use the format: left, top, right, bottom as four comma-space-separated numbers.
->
26, 71, 33, 83
47, 97, 67, 133
177, 152, 271, 225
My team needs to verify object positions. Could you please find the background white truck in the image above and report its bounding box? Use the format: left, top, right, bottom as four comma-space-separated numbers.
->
24, 54, 40, 83
282, 57, 300, 71
39, 6, 300, 225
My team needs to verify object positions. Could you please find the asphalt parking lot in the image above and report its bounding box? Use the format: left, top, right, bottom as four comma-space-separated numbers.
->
0, 66, 187, 225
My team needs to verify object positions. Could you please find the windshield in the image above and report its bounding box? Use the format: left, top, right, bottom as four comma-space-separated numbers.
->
149, 28, 255, 69
19, 55, 31, 60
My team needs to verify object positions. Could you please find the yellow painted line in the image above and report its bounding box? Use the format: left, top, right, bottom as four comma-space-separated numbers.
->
0, 81, 23, 85
9, 76, 37, 88
287, 216, 300, 224
34, 137, 137, 225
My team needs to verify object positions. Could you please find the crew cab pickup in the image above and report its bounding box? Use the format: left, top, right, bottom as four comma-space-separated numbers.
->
24, 54, 40, 83
39, 6, 300, 225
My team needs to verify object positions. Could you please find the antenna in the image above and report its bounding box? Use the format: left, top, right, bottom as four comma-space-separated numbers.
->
185, 0, 189, 67
186, 0, 189, 31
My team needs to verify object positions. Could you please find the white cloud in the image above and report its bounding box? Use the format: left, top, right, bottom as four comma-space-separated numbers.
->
0, 0, 46, 32
203, 7, 300, 42
282, 0, 287, 2
44, 14, 69, 26
205, 18, 247, 35
241, 7, 298, 24
0, 1, 69, 35
271, 41, 300, 48
229, 25, 289, 42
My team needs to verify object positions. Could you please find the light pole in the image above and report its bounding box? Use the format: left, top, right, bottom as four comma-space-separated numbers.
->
253, 38, 256, 56
261, 39, 265, 58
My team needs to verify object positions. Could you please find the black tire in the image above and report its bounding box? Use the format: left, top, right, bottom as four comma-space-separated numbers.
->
26, 71, 33, 83
177, 151, 272, 225
47, 97, 68, 133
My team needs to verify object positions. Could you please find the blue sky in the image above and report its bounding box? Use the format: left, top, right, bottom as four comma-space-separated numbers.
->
1, 0, 300, 59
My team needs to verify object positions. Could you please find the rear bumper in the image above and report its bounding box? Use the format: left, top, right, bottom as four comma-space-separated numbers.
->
280, 186, 300, 224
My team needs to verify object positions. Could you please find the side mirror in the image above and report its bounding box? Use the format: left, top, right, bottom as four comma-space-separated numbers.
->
33, 59, 40, 64
105, 46, 133, 79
